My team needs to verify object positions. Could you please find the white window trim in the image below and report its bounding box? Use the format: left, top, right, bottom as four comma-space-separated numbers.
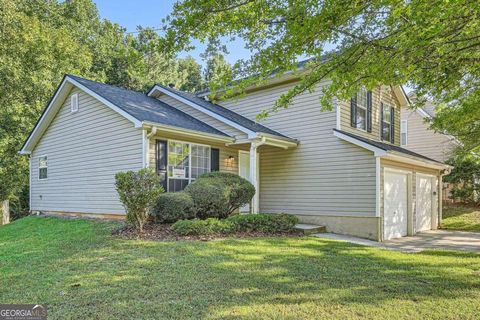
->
401, 120, 408, 146
166, 139, 211, 192
38, 155, 48, 180
70, 93, 79, 113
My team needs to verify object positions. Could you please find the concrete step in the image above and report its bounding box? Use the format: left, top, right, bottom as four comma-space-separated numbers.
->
295, 223, 327, 235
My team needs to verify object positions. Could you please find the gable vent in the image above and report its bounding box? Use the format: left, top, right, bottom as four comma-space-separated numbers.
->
71, 93, 79, 113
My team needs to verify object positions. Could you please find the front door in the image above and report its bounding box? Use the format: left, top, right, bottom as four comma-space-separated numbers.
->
239, 151, 251, 213
384, 170, 409, 240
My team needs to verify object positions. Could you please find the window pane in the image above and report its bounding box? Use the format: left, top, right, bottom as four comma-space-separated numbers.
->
401, 133, 407, 146
39, 167, 47, 179
167, 141, 189, 179
357, 88, 368, 109
383, 104, 391, 122
191, 145, 211, 179
382, 123, 391, 141
356, 107, 366, 130
39, 156, 47, 168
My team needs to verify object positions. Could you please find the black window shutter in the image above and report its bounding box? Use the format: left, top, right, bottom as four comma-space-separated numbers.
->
366, 91, 372, 132
380, 102, 384, 140
350, 93, 357, 127
390, 106, 395, 144
156, 140, 168, 191
211, 148, 220, 171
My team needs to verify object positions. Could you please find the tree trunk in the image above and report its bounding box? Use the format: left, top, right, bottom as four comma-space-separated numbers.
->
1, 200, 9, 225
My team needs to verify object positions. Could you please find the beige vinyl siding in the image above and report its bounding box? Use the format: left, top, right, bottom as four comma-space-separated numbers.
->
30, 88, 143, 214
401, 108, 456, 162
157, 95, 247, 140
339, 86, 401, 145
222, 81, 377, 217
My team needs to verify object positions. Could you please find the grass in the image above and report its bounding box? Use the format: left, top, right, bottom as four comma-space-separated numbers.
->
1, 217, 479, 319
442, 205, 480, 232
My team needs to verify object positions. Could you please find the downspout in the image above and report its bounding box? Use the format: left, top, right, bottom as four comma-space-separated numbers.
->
144, 127, 157, 168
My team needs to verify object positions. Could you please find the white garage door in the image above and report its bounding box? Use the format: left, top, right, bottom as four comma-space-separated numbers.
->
416, 174, 436, 232
384, 171, 409, 240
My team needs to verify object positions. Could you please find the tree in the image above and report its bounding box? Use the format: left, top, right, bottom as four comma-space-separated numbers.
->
200, 41, 233, 91
161, 0, 480, 151
444, 155, 480, 205
178, 56, 204, 92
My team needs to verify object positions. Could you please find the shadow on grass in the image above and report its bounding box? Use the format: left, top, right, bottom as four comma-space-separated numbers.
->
1, 217, 480, 319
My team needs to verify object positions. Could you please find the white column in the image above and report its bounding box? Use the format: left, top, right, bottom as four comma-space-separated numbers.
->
249, 143, 259, 214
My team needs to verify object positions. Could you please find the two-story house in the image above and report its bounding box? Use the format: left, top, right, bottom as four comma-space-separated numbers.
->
20, 73, 450, 241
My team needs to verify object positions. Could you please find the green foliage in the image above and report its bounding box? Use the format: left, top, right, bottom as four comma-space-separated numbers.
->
227, 214, 299, 233
184, 178, 229, 219
162, 0, 480, 152
172, 213, 298, 236
115, 168, 163, 231
152, 192, 194, 223
185, 172, 255, 219
444, 156, 480, 204
171, 218, 234, 236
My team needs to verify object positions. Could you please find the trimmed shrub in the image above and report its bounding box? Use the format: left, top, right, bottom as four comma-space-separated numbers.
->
172, 218, 234, 236
115, 168, 163, 232
227, 214, 299, 233
171, 214, 299, 236
184, 178, 229, 219
152, 192, 194, 223
185, 172, 255, 219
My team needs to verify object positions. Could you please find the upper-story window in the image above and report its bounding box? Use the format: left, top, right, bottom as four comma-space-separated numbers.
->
351, 88, 372, 132
381, 103, 395, 143
401, 120, 408, 146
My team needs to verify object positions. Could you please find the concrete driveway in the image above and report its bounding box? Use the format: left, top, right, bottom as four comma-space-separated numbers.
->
314, 230, 480, 253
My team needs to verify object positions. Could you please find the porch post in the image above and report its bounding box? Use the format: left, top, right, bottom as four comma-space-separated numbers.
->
250, 142, 259, 214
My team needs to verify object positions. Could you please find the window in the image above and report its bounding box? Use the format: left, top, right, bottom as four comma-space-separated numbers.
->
355, 89, 368, 130
167, 141, 210, 192
401, 120, 408, 146
351, 88, 372, 132
38, 156, 47, 180
381, 103, 393, 142
71, 93, 78, 113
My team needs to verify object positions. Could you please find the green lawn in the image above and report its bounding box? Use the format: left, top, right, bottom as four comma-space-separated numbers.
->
1, 217, 479, 319
442, 205, 480, 232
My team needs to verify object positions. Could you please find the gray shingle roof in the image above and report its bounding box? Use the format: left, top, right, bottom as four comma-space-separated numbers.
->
155, 84, 292, 139
334, 129, 444, 164
67, 75, 229, 137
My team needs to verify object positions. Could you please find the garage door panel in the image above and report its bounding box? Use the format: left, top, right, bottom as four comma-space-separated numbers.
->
384, 171, 408, 240
416, 175, 434, 232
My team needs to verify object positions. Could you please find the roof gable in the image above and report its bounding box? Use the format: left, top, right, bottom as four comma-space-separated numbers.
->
20, 75, 230, 154
148, 84, 294, 140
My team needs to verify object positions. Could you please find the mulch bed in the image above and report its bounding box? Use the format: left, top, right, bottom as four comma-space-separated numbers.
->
112, 223, 302, 241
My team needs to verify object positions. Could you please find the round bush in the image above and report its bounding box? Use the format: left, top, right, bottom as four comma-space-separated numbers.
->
152, 192, 194, 223
184, 179, 229, 219
185, 172, 255, 219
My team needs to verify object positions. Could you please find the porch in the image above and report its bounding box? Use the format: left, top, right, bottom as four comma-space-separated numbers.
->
142, 123, 298, 214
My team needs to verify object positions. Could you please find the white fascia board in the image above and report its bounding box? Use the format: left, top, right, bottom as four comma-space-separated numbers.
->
142, 121, 235, 143
392, 85, 410, 107
148, 85, 257, 138
67, 77, 142, 128
382, 152, 451, 170
20, 76, 142, 155
333, 130, 387, 157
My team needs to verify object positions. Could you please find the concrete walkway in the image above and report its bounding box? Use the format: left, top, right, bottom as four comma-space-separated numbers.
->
313, 230, 480, 253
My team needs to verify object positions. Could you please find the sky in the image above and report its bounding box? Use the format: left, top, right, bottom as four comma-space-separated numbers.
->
93, 0, 252, 65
